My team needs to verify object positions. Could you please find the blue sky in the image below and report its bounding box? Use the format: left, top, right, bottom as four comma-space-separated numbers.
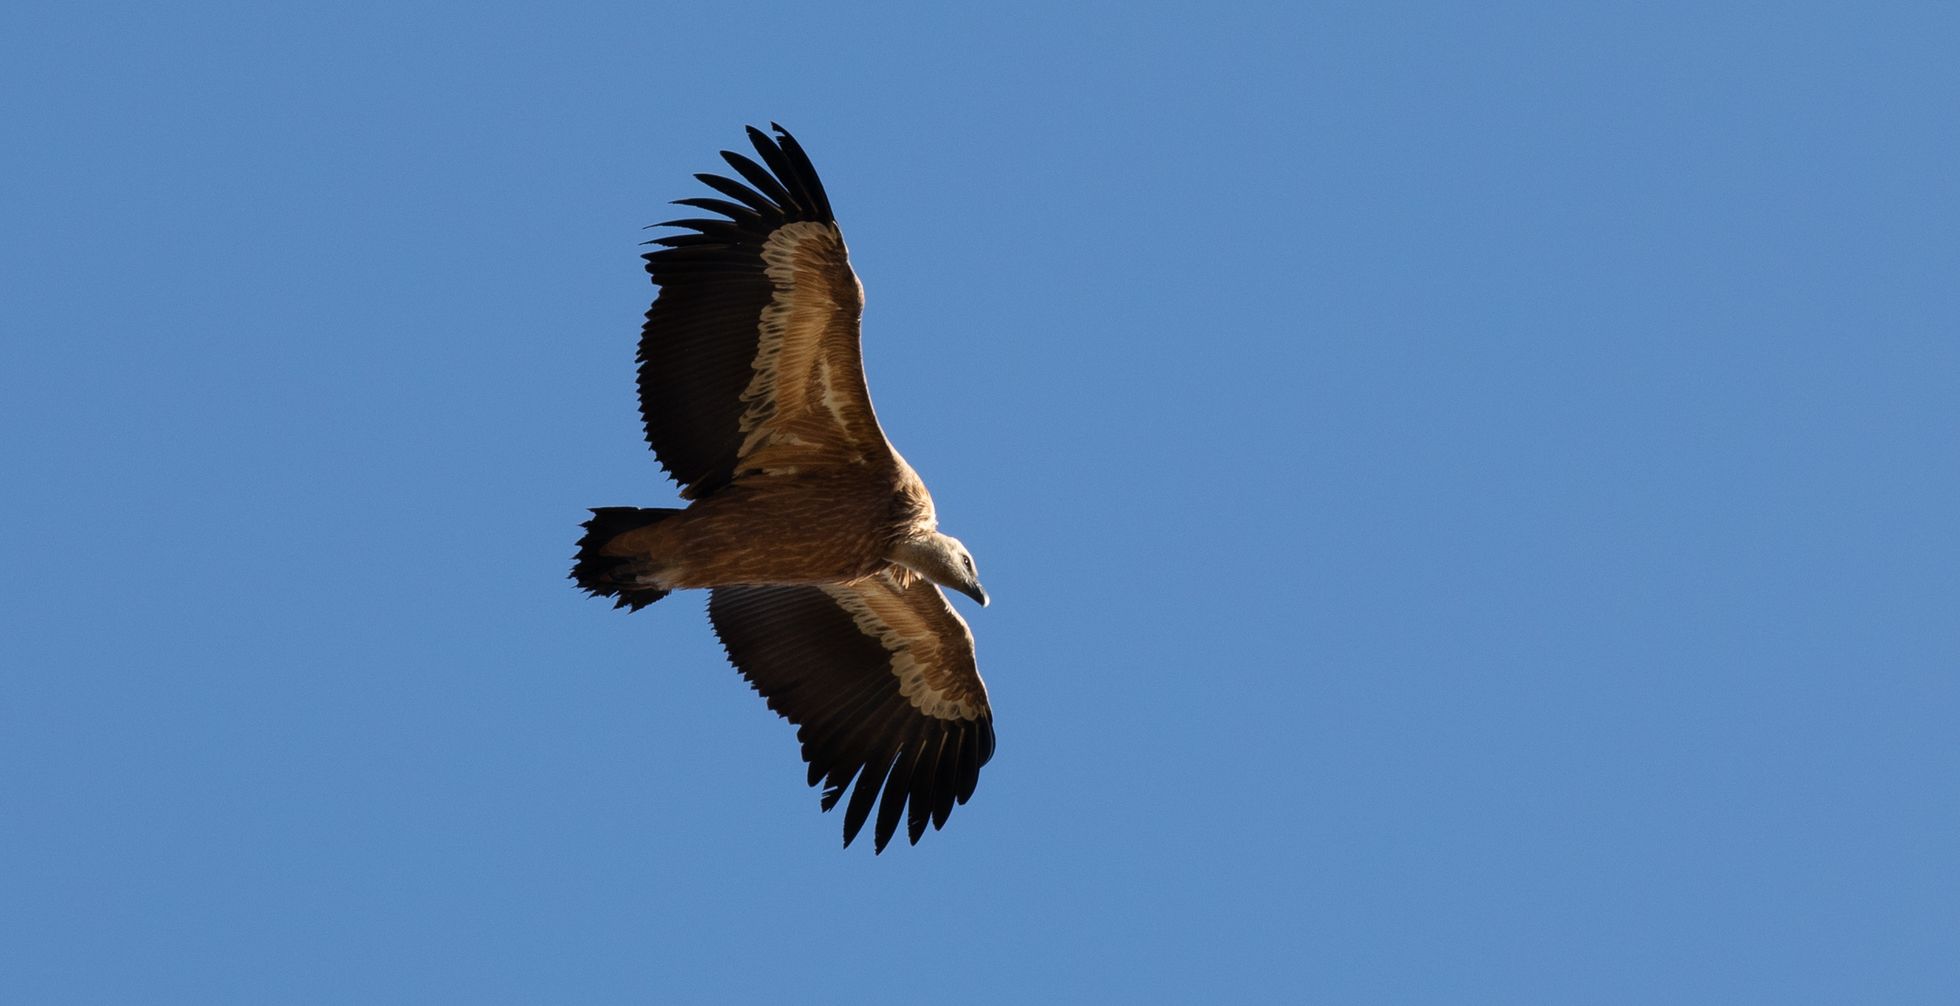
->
4, 2, 1956, 1002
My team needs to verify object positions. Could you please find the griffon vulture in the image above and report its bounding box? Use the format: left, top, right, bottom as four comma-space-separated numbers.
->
572, 125, 994, 853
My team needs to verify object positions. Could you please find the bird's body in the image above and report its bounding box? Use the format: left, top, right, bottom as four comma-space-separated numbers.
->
597, 465, 931, 591
572, 125, 994, 852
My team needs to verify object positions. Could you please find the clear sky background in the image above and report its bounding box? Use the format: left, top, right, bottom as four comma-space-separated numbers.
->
4, 2, 1956, 1002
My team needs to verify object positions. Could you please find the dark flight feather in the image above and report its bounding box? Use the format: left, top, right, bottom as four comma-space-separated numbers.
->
708, 580, 993, 852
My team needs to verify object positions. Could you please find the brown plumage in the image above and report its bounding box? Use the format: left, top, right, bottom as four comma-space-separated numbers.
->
571, 125, 994, 853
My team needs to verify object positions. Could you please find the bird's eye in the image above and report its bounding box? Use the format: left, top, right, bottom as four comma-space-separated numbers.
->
963, 556, 974, 572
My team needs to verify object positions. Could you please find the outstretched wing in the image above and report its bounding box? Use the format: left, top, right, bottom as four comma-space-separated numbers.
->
638, 124, 888, 500
708, 573, 995, 853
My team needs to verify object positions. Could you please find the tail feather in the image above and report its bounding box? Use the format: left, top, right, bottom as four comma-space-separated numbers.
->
572, 507, 683, 611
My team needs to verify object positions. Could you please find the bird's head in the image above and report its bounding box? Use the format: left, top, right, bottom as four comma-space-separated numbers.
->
892, 531, 988, 607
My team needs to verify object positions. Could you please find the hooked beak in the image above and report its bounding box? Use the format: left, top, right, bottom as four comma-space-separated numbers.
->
957, 582, 990, 607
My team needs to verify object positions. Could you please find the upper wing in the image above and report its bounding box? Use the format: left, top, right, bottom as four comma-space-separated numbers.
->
707, 573, 995, 853
638, 125, 888, 500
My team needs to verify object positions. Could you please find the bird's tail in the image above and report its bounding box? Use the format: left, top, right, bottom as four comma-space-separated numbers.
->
571, 507, 683, 611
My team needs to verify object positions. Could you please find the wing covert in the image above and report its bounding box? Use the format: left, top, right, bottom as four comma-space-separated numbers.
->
707, 573, 995, 852
638, 125, 884, 499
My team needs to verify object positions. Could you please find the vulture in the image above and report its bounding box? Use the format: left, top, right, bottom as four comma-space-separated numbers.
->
571, 124, 995, 853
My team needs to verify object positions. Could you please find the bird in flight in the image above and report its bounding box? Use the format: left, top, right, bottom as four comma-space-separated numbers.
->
572, 125, 994, 853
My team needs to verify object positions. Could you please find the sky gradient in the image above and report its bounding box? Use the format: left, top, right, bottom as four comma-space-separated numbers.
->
5, 3, 1957, 1002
